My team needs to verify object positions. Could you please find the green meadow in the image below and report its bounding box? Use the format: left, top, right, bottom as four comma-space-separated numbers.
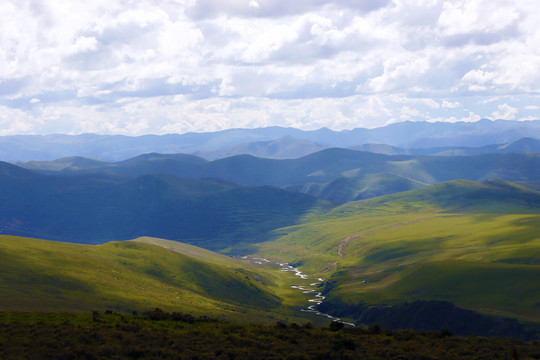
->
0, 235, 320, 324
253, 180, 540, 323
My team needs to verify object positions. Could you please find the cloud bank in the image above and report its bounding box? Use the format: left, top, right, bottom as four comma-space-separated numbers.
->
0, 0, 539, 135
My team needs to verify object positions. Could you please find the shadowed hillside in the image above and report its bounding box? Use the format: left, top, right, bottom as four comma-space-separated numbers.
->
17, 149, 540, 190
287, 173, 428, 203
0, 162, 332, 248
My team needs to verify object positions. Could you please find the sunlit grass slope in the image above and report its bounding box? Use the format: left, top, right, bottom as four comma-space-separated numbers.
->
255, 180, 540, 322
0, 235, 302, 323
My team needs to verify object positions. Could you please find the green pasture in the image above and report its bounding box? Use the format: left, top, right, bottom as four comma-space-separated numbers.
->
0, 235, 319, 323
254, 181, 540, 323
351, 261, 539, 320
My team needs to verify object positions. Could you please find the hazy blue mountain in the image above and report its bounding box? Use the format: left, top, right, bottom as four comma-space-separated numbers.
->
12, 147, 540, 214
2, 119, 540, 162
349, 137, 540, 156
369, 119, 540, 148
496, 137, 540, 153
347, 143, 406, 155
197, 135, 540, 160
16, 148, 540, 190
18, 156, 109, 172
0, 162, 332, 248
194, 136, 328, 160
286, 173, 428, 203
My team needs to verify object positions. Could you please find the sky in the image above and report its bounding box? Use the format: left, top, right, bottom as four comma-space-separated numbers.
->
1, 0, 539, 136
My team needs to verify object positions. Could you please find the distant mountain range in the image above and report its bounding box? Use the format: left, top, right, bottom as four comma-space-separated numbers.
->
2, 119, 540, 161
17, 148, 540, 191
350, 137, 540, 156
194, 135, 329, 160
3, 145, 540, 246
2, 119, 540, 336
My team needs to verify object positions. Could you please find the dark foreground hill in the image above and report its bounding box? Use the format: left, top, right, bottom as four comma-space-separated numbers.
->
0, 162, 332, 248
1, 312, 538, 360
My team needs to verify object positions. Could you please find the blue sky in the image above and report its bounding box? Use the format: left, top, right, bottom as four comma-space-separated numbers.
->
0, 0, 539, 135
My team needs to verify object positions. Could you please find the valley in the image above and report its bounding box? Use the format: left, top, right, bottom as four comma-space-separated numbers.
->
5, 0, 540, 355
0, 126, 539, 341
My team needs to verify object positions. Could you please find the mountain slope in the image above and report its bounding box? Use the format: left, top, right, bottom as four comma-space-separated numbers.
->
19, 149, 540, 187
0, 163, 332, 248
287, 173, 428, 203
0, 235, 285, 321
18, 156, 108, 172
349, 137, 540, 156
338, 179, 540, 214
254, 180, 540, 326
195, 136, 329, 160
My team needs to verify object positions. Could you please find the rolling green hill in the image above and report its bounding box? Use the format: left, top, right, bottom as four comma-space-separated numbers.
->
254, 180, 540, 327
0, 235, 294, 322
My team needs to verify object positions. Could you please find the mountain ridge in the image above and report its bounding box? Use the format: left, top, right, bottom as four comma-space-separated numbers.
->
0, 164, 333, 247
3, 119, 540, 161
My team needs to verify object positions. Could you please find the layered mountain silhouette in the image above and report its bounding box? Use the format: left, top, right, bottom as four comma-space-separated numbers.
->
195, 136, 328, 160
350, 137, 540, 156
18, 148, 540, 191
3, 119, 540, 161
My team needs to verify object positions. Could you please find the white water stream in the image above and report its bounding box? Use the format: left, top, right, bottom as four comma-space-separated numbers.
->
243, 256, 355, 327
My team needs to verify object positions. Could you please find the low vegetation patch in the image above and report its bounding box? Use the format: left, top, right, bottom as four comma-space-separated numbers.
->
0, 312, 538, 360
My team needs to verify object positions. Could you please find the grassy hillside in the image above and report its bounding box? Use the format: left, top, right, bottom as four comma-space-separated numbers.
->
0, 235, 305, 323
254, 180, 540, 324
287, 173, 428, 203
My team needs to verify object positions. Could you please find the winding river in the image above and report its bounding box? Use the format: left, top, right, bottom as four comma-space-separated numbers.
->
244, 257, 355, 327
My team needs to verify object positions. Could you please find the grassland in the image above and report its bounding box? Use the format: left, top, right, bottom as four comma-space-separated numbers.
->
1, 178, 538, 336
0, 235, 320, 324
253, 180, 540, 324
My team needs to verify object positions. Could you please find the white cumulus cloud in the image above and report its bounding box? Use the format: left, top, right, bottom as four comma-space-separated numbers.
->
491, 103, 518, 120
0, 0, 538, 135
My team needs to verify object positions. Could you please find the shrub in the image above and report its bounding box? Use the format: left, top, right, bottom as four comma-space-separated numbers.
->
329, 321, 344, 331
370, 323, 382, 334
276, 321, 287, 329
